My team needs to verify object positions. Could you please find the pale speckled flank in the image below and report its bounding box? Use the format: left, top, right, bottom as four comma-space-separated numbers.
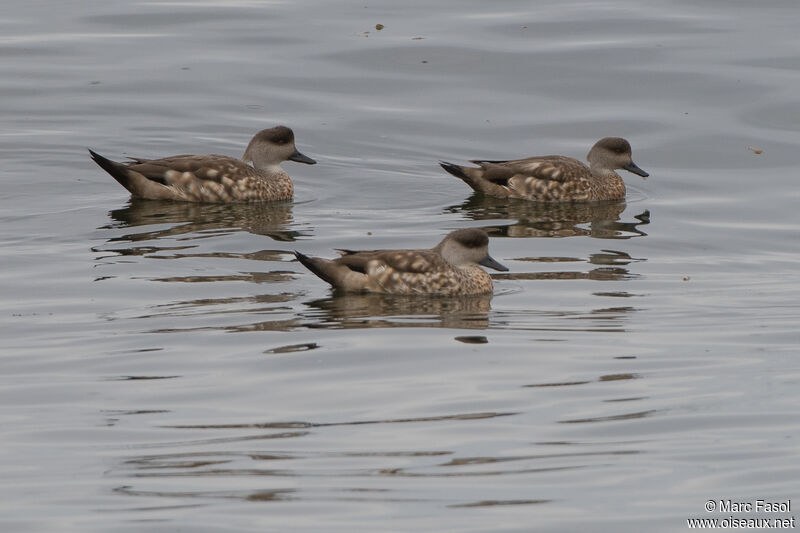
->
365, 260, 492, 295
89, 125, 315, 203
295, 228, 508, 296
440, 137, 649, 203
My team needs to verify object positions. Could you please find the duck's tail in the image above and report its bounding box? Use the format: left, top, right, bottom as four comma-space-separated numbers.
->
88, 149, 136, 191
295, 251, 369, 291
439, 161, 470, 181
439, 161, 510, 197
89, 149, 176, 199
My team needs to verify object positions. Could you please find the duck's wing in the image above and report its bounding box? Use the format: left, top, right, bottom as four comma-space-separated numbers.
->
473, 156, 592, 201
125, 154, 258, 186
336, 249, 447, 274
336, 249, 455, 294
472, 156, 587, 183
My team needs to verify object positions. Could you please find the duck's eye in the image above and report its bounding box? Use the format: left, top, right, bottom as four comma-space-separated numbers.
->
269, 135, 290, 145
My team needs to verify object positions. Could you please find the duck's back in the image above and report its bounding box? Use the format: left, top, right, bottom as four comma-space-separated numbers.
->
125, 154, 293, 202
475, 156, 594, 202
336, 249, 490, 295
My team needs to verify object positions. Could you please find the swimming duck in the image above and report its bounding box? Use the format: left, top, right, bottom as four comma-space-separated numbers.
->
294, 228, 508, 295
89, 126, 316, 202
440, 137, 648, 202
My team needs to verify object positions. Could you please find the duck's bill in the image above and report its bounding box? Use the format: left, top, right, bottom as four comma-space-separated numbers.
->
479, 254, 508, 272
624, 161, 649, 178
289, 150, 317, 165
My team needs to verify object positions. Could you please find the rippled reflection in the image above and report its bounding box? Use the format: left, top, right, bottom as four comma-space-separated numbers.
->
499, 249, 644, 282
446, 194, 650, 239
138, 293, 303, 333
112, 411, 523, 504
167, 411, 516, 430
124, 292, 496, 333
109, 409, 642, 507
492, 306, 637, 333
449, 499, 551, 508
525, 373, 641, 388
93, 240, 644, 333
102, 198, 306, 242
297, 293, 494, 330
91, 199, 649, 335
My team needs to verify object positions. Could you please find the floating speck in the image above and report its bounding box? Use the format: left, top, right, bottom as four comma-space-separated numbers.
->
375, 23, 384, 30
748, 146, 763, 154
455, 336, 488, 344
682, 276, 691, 281
265, 342, 319, 354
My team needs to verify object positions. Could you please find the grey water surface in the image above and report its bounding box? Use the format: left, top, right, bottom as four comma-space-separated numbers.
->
1, 0, 799, 531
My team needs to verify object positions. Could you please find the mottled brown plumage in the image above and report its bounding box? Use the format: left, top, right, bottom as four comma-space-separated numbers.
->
440, 137, 648, 202
90, 126, 316, 203
294, 228, 508, 295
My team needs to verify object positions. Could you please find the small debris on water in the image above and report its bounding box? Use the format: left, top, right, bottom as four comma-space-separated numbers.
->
412, 36, 424, 40
265, 342, 319, 354
682, 276, 691, 281
747, 146, 763, 154
455, 336, 488, 344
375, 23, 384, 30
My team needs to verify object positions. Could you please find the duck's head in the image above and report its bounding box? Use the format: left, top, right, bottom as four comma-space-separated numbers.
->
587, 137, 649, 178
437, 228, 508, 271
243, 126, 316, 169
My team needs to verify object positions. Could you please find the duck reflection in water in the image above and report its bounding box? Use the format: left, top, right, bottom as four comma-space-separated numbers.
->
446, 194, 649, 239
495, 249, 645, 283
102, 197, 304, 243
300, 293, 493, 330
158, 293, 495, 333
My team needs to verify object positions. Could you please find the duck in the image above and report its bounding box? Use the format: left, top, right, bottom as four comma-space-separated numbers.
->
89, 126, 316, 202
294, 228, 508, 295
440, 137, 648, 202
